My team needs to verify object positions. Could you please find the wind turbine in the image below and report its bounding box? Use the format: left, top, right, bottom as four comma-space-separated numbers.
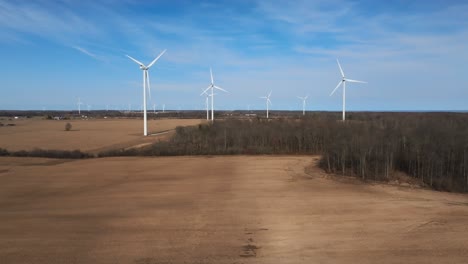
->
87, 104, 91, 112
126, 49, 166, 136
260, 91, 272, 119
162, 104, 165, 113
297, 95, 308, 116
330, 59, 367, 121
201, 67, 228, 122
77, 98, 83, 115
153, 103, 156, 113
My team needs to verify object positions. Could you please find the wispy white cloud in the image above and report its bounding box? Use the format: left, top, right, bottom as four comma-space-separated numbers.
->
0, 0, 100, 44
72, 46, 99, 60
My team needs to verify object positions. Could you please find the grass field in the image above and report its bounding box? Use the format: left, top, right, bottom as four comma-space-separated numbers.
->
0, 118, 203, 153
1, 155, 467, 263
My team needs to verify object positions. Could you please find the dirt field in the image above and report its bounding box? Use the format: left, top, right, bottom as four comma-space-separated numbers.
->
1, 155, 467, 263
0, 118, 203, 152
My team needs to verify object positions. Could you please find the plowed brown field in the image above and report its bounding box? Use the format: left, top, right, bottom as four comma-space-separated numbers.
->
0, 118, 203, 153
1, 155, 467, 263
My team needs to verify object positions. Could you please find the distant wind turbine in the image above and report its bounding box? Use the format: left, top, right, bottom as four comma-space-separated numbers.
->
201, 67, 228, 122
162, 104, 165, 113
153, 103, 156, 113
330, 59, 367, 121
87, 104, 91, 112
126, 49, 166, 136
77, 98, 83, 115
260, 91, 272, 119
297, 95, 308, 116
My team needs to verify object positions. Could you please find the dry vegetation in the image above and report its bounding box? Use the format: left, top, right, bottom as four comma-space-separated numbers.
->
1, 155, 467, 263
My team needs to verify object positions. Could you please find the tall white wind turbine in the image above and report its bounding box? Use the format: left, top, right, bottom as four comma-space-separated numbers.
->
260, 91, 272, 119
126, 49, 166, 136
297, 95, 308, 116
330, 59, 367, 121
201, 67, 228, 122
77, 98, 83, 115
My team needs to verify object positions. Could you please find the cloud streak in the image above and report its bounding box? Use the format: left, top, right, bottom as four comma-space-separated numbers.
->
72, 46, 99, 60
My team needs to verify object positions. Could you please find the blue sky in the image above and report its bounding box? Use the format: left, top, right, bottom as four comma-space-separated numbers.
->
0, 0, 467, 111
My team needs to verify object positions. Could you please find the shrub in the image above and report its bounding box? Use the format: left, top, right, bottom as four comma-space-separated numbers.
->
9, 148, 92, 159
0, 148, 9, 156
65, 122, 72, 131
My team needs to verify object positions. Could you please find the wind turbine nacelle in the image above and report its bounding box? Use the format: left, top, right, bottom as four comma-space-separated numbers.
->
140, 66, 147, 70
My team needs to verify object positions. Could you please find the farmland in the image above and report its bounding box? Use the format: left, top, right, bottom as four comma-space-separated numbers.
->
1, 116, 468, 263
1, 155, 468, 263
0, 118, 203, 153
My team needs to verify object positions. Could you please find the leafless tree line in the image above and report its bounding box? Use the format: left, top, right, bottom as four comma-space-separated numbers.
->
100, 112, 468, 192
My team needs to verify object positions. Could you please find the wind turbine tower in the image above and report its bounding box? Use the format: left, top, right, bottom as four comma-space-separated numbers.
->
260, 91, 272, 119
201, 68, 228, 122
330, 59, 367, 121
126, 49, 166, 136
77, 98, 83, 115
297, 95, 308, 116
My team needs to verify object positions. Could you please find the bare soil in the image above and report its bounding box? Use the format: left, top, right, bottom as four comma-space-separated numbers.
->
1, 155, 467, 263
0, 118, 203, 152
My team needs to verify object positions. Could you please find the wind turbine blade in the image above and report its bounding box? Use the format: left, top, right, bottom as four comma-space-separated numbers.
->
268, 91, 272, 97
260, 96, 267, 99
201, 85, 211, 96
330, 81, 343, 96
200, 88, 207, 96
305, 95, 309, 99
210, 67, 214, 84
297, 96, 303, 100
336, 59, 344, 77
268, 99, 272, 105
146, 71, 152, 101
213, 85, 228, 93
345, 78, 367, 83
126, 55, 145, 66
147, 49, 167, 68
